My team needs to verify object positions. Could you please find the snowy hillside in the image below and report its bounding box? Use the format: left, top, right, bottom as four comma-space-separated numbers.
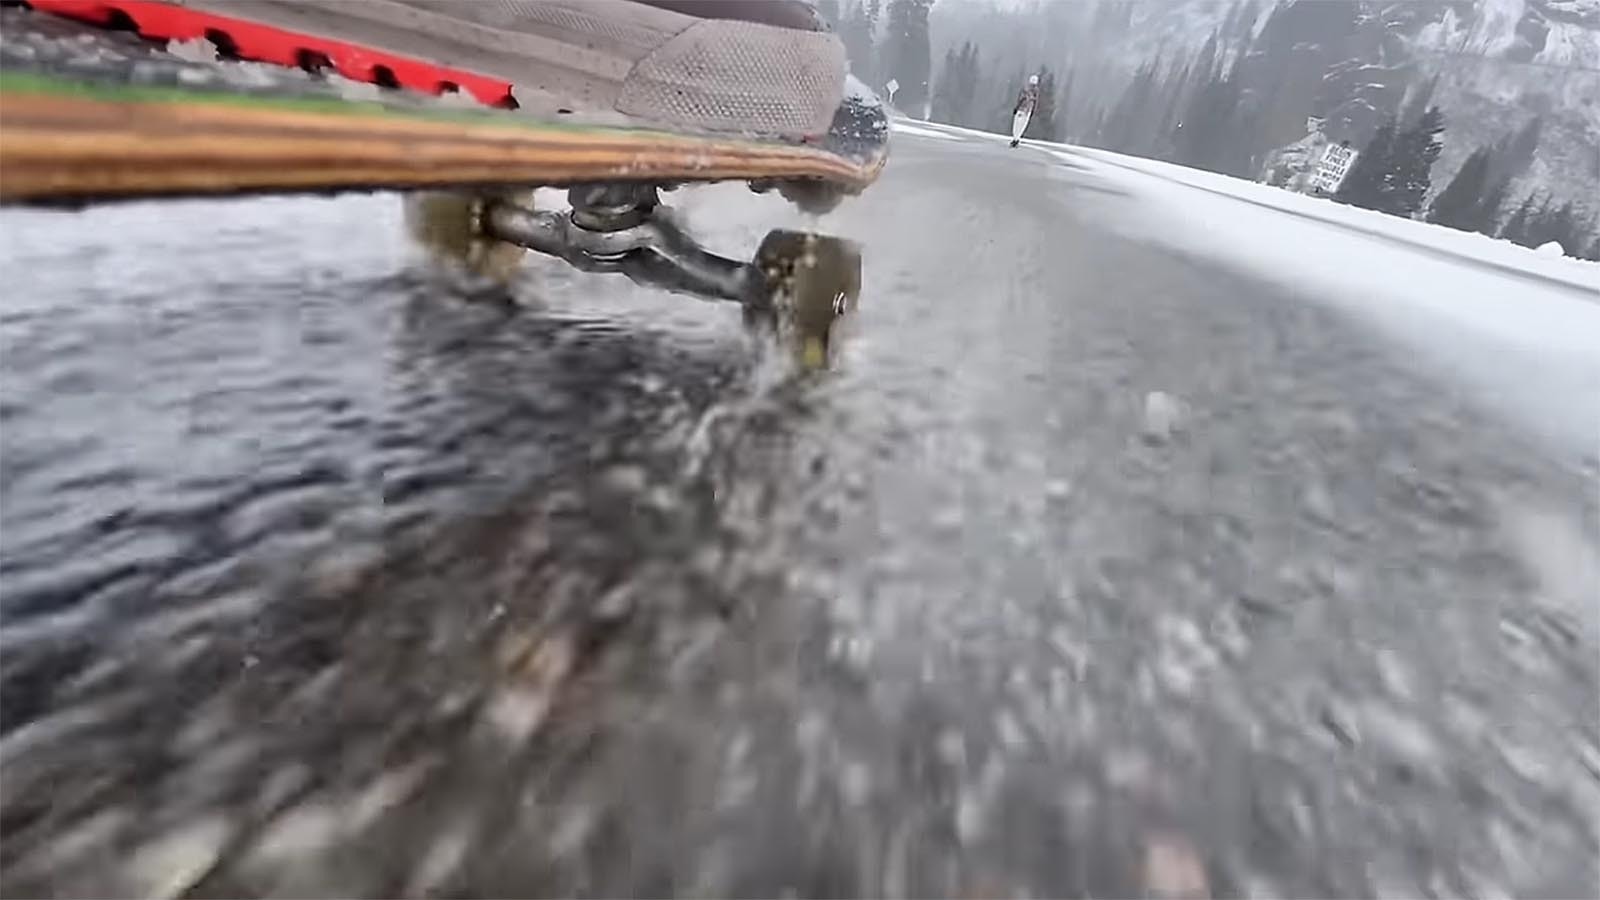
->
1034, 0, 1600, 76
926, 0, 1599, 218
1410, 0, 1600, 69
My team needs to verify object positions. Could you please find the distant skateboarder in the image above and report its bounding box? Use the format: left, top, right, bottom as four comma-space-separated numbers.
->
1010, 74, 1039, 147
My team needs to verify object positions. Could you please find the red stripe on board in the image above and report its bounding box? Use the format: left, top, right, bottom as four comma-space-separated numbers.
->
28, 0, 519, 108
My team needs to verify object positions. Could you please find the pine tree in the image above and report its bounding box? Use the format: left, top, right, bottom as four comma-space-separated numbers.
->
931, 41, 981, 127
932, 46, 960, 123
1583, 232, 1600, 262
1153, 61, 1192, 159
1335, 118, 1395, 211
1339, 108, 1443, 217
1164, 34, 1216, 162
1173, 63, 1244, 173
1487, 116, 1543, 186
1089, 105, 1108, 147
1056, 68, 1074, 141
993, 67, 1026, 134
1526, 201, 1580, 253
1475, 177, 1512, 236
1232, 0, 1360, 163
1103, 59, 1161, 154
839, 1, 880, 87
1523, 197, 1557, 249
882, 0, 934, 113
1556, 204, 1584, 255
1399, 75, 1439, 128
1499, 193, 1538, 246
1387, 105, 1444, 217
1429, 146, 1491, 231
960, 43, 985, 127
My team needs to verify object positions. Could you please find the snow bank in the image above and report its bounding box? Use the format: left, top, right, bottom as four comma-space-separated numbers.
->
890, 119, 968, 143
1051, 145, 1600, 293
894, 118, 1017, 145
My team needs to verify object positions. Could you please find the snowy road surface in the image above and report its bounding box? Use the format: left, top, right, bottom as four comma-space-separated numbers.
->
2, 125, 1597, 898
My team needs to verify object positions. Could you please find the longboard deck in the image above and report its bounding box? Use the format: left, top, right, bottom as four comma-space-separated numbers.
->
0, 6, 889, 205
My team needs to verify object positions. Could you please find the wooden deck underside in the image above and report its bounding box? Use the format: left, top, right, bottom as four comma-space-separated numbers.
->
0, 75, 881, 203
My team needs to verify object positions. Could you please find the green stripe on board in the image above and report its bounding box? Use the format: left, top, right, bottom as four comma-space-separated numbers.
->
0, 68, 716, 145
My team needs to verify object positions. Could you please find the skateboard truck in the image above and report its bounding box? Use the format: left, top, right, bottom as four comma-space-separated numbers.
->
461, 183, 861, 368
483, 184, 761, 307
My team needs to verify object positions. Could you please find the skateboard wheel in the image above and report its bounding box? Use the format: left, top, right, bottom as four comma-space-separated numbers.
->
751, 229, 861, 370
404, 190, 528, 283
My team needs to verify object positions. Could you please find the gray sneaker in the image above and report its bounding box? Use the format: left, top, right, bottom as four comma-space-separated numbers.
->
31, 0, 846, 138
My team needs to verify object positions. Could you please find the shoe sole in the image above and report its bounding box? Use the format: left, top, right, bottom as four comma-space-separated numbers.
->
28, 0, 847, 137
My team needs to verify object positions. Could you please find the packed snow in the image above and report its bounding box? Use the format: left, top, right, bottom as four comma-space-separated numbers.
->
1052, 145, 1598, 288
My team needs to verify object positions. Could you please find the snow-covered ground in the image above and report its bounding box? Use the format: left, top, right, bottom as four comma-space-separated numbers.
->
890, 120, 973, 144
1058, 145, 1600, 292
893, 118, 1600, 460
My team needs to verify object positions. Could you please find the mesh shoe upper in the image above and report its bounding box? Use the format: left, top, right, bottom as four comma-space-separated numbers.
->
163, 0, 846, 136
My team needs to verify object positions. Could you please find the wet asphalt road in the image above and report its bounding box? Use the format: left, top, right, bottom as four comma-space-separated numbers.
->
2, 130, 1598, 899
